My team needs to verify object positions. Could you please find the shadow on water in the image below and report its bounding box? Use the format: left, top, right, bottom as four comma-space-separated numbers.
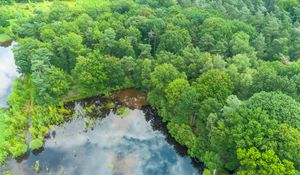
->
6, 89, 203, 175
142, 106, 204, 171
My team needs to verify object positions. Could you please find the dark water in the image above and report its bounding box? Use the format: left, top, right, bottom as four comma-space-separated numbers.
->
0, 41, 18, 107
6, 92, 202, 175
113, 89, 147, 109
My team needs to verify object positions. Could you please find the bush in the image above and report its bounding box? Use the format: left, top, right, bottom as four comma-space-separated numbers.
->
29, 139, 43, 150
10, 143, 27, 158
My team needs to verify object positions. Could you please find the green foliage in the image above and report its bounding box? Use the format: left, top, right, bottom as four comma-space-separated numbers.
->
0, 33, 11, 43
99, 55, 125, 89
29, 138, 43, 150
230, 31, 255, 56
237, 148, 296, 175
33, 160, 40, 173
0, 111, 8, 164
0, 78, 29, 163
30, 48, 70, 104
13, 38, 42, 74
53, 32, 84, 72
203, 169, 212, 175
148, 64, 185, 115
167, 121, 196, 156
245, 91, 300, 130
105, 102, 116, 110
74, 55, 107, 94
158, 28, 191, 54
10, 143, 27, 158
193, 70, 233, 103
165, 78, 190, 107
116, 107, 129, 117
2, 0, 300, 174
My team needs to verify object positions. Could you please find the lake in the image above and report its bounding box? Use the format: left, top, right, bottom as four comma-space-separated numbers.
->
6, 90, 202, 175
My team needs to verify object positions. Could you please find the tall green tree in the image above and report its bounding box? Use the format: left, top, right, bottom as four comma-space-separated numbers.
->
193, 70, 233, 103
74, 55, 107, 93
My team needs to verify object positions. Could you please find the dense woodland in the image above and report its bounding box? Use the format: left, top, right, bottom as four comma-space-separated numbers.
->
1, 0, 300, 174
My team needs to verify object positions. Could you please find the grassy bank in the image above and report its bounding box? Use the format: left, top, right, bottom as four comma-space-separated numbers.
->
0, 34, 11, 43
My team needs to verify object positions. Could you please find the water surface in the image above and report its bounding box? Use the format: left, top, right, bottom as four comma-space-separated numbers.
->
0, 41, 18, 107
7, 101, 201, 175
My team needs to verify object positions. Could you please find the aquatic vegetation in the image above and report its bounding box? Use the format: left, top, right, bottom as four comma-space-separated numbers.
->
33, 160, 40, 173
83, 117, 89, 130
116, 107, 129, 117
6, 108, 200, 174
107, 163, 114, 169
29, 138, 43, 151
105, 102, 115, 110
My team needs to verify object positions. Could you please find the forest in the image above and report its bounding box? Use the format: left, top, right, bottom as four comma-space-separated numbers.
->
0, 0, 300, 174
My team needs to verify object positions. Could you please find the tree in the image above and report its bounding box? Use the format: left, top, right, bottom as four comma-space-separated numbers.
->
31, 48, 53, 104
173, 87, 199, 124
167, 121, 197, 156
210, 98, 300, 172
289, 26, 300, 60
274, 124, 300, 170
182, 48, 227, 80
120, 56, 137, 86
245, 91, 300, 130
111, 0, 134, 14
228, 54, 252, 72
165, 78, 190, 107
138, 44, 152, 58
13, 38, 42, 74
230, 32, 255, 56
148, 64, 185, 119
237, 148, 296, 175
95, 28, 116, 55
48, 2, 73, 22
99, 55, 125, 88
114, 38, 135, 58
140, 59, 153, 90
46, 66, 70, 98
136, 0, 177, 8
53, 32, 84, 72
197, 98, 222, 134
74, 56, 107, 93
157, 28, 191, 54
253, 33, 266, 59
193, 70, 233, 103
198, 17, 232, 55
31, 48, 70, 104
251, 63, 297, 97
156, 51, 186, 72
149, 63, 186, 92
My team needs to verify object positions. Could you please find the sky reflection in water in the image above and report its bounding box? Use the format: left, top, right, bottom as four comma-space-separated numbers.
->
0, 42, 18, 107
7, 109, 200, 175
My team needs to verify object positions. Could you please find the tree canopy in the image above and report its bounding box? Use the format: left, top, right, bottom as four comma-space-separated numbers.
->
1, 0, 300, 174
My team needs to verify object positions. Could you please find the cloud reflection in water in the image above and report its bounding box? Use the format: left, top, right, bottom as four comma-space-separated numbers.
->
7, 109, 200, 175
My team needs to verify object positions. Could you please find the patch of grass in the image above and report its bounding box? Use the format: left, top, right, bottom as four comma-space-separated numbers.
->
116, 107, 129, 117
0, 112, 7, 164
29, 138, 43, 151
0, 33, 11, 43
105, 102, 116, 110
